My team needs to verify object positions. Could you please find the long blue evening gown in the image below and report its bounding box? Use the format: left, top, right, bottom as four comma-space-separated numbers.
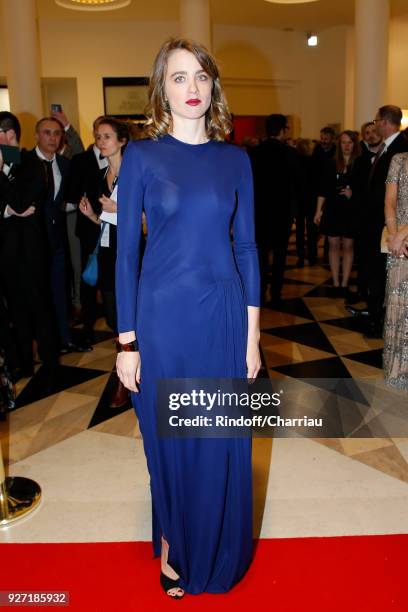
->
116, 133, 260, 594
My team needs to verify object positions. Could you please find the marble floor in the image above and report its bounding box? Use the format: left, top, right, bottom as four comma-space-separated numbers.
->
1, 237, 408, 544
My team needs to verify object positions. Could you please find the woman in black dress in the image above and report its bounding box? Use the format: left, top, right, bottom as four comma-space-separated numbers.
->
314, 130, 360, 296
79, 117, 130, 407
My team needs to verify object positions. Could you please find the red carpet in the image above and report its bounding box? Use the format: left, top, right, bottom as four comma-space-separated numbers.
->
1, 535, 406, 611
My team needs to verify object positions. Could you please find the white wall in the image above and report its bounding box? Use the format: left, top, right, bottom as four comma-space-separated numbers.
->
214, 24, 348, 138
2, 14, 408, 143
1, 16, 350, 144
38, 19, 179, 145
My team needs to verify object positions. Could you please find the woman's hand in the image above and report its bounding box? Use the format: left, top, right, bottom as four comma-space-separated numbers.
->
79, 196, 95, 218
340, 186, 352, 199
313, 211, 322, 225
246, 339, 261, 381
388, 232, 405, 257
116, 351, 141, 393
99, 194, 117, 213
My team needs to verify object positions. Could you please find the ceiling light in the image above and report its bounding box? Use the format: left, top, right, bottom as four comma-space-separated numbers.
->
307, 33, 318, 46
55, 0, 131, 11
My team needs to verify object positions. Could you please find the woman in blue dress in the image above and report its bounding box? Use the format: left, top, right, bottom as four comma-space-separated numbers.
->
116, 38, 261, 599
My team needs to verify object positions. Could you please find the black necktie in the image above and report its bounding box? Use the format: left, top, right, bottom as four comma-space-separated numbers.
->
44, 160, 55, 207
99, 153, 105, 160
369, 142, 386, 182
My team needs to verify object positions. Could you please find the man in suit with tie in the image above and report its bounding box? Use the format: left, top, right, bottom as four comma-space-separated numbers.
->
0, 111, 59, 379
358, 105, 408, 337
32, 117, 91, 353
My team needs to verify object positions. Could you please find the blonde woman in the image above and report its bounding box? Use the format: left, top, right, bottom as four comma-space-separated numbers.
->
115, 38, 261, 598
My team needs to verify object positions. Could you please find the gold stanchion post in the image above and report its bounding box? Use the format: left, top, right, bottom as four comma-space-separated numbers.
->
0, 440, 42, 527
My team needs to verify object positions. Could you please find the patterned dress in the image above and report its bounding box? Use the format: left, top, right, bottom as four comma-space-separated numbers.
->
383, 153, 408, 391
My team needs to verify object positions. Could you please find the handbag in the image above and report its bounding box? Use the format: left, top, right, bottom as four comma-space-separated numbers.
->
381, 224, 408, 255
82, 222, 107, 286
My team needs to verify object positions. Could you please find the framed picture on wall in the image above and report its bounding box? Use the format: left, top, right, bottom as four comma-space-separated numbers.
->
103, 77, 149, 119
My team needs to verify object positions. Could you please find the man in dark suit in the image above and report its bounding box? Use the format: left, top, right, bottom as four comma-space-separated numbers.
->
0, 112, 59, 377
346, 122, 384, 307
312, 126, 337, 167
358, 105, 408, 337
33, 117, 90, 353
66, 116, 108, 344
250, 114, 298, 307
310, 126, 337, 265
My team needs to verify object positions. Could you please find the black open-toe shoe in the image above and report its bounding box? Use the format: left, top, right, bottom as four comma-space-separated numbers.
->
160, 571, 185, 599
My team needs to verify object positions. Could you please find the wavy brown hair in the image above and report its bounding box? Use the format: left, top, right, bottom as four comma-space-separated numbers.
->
143, 38, 232, 141
335, 130, 360, 173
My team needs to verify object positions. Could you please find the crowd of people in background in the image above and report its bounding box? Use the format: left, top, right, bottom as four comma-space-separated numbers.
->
246, 105, 408, 391
0, 110, 140, 412
1, 103, 407, 417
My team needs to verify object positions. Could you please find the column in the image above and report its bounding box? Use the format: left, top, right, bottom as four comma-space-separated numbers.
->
354, 0, 390, 130
344, 26, 355, 129
1, 0, 43, 147
179, 0, 212, 51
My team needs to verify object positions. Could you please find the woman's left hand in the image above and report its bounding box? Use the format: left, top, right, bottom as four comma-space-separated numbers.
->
340, 186, 352, 199
388, 233, 404, 256
99, 194, 117, 213
246, 340, 261, 381
313, 211, 322, 225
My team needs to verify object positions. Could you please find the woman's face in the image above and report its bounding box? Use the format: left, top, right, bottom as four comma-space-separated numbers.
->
96, 124, 124, 158
164, 49, 213, 122
340, 134, 354, 156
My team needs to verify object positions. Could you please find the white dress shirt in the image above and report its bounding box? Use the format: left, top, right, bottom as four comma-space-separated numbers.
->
93, 144, 109, 170
382, 132, 400, 154
35, 145, 62, 199
370, 131, 400, 165
2, 163, 13, 218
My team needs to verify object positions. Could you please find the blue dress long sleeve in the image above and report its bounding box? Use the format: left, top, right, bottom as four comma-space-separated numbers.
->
116, 134, 260, 594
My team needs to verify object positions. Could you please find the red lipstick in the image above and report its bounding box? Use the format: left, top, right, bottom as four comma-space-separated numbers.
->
186, 99, 201, 106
